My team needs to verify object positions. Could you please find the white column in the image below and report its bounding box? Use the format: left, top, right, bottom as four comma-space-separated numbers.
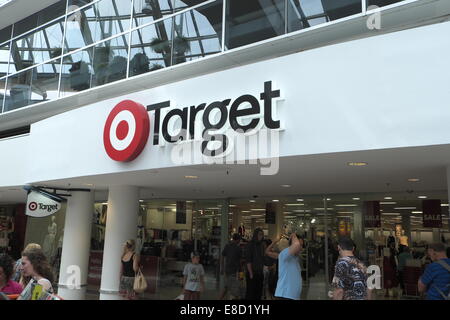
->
58, 190, 94, 300
99, 186, 139, 300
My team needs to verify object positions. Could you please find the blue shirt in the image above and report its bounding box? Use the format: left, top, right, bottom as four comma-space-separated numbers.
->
275, 248, 302, 300
420, 258, 450, 300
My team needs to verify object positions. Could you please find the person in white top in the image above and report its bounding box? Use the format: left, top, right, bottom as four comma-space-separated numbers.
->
17, 249, 54, 300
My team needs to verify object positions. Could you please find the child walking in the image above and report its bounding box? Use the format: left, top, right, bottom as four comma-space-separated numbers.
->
182, 252, 205, 300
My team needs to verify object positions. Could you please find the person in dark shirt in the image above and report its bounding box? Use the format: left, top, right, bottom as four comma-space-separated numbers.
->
418, 243, 450, 300
245, 228, 265, 300
331, 237, 372, 300
219, 233, 242, 300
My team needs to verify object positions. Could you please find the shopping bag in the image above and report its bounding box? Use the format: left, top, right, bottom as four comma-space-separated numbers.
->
133, 268, 148, 293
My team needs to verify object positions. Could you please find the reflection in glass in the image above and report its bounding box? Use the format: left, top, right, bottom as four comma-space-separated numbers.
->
0, 44, 9, 77
60, 47, 94, 97
12, 1, 66, 38
287, 0, 328, 32
65, 0, 132, 54
172, 1, 222, 65
10, 18, 65, 72
92, 36, 129, 87
226, 0, 285, 49
319, 0, 361, 21
129, 19, 173, 77
173, 0, 210, 12
133, 0, 174, 28
368, 0, 404, 8
0, 26, 12, 44
4, 59, 60, 112
0, 77, 6, 113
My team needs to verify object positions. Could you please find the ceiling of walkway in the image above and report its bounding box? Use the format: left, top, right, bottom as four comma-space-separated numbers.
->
2, 143, 450, 205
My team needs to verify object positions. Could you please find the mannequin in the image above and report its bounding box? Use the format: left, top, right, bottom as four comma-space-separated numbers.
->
386, 231, 396, 248
399, 230, 409, 247
238, 223, 245, 237
43, 216, 57, 259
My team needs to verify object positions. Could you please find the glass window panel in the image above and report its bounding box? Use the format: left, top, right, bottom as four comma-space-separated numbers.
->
60, 47, 94, 97
0, 77, 6, 113
173, 0, 210, 13
10, 18, 65, 72
0, 43, 9, 77
0, 26, 12, 44
225, 0, 285, 50
92, 36, 129, 87
4, 59, 60, 112
69, 0, 95, 7
129, 19, 173, 77
288, 0, 362, 33
133, 0, 174, 28
65, 5, 97, 52
13, 0, 66, 37
368, 0, 404, 8
65, 0, 131, 54
172, 1, 222, 65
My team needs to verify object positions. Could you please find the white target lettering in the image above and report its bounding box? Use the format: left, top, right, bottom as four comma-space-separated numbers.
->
109, 110, 136, 151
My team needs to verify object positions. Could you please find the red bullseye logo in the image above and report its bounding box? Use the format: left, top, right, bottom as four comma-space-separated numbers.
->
29, 202, 37, 211
103, 100, 150, 162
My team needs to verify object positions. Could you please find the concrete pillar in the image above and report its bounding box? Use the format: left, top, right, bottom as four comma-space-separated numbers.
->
353, 207, 366, 260
99, 186, 139, 300
251, 218, 256, 233
231, 208, 241, 234
58, 190, 94, 300
432, 228, 441, 243
401, 214, 412, 247
268, 203, 284, 240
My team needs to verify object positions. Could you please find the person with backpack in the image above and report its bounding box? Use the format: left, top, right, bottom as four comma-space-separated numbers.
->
418, 242, 450, 300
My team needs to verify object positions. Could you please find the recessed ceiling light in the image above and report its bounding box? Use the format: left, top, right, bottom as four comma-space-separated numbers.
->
412, 211, 422, 214
348, 162, 367, 166
352, 198, 360, 200
242, 211, 251, 213
281, 185, 291, 188
249, 200, 256, 203
418, 196, 427, 199
272, 200, 279, 202
297, 199, 304, 202
394, 207, 416, 210
139, 200, 144, 202
326, 198, 331, 201
408, 178, 420, 182
185, 175, 198, 179
285, 203, 304, 206
335, 204, 358, 207
311, 219, 316, 223
441, 204, 449, 207
384, 197, 393, 200
229, 204, 236, 207
380, 201, 396, 205
250, 209, 266, 211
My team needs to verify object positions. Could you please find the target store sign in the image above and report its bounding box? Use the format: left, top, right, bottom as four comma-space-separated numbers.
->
103, 100, 150, 162
103, 81, 282, 162
26, 190, 61, 217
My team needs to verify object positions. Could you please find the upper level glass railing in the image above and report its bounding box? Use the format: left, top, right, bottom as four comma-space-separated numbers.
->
0, 0, 409, 114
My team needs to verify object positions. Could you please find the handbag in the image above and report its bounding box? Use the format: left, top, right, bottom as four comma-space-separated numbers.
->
133, 268, 147, 294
